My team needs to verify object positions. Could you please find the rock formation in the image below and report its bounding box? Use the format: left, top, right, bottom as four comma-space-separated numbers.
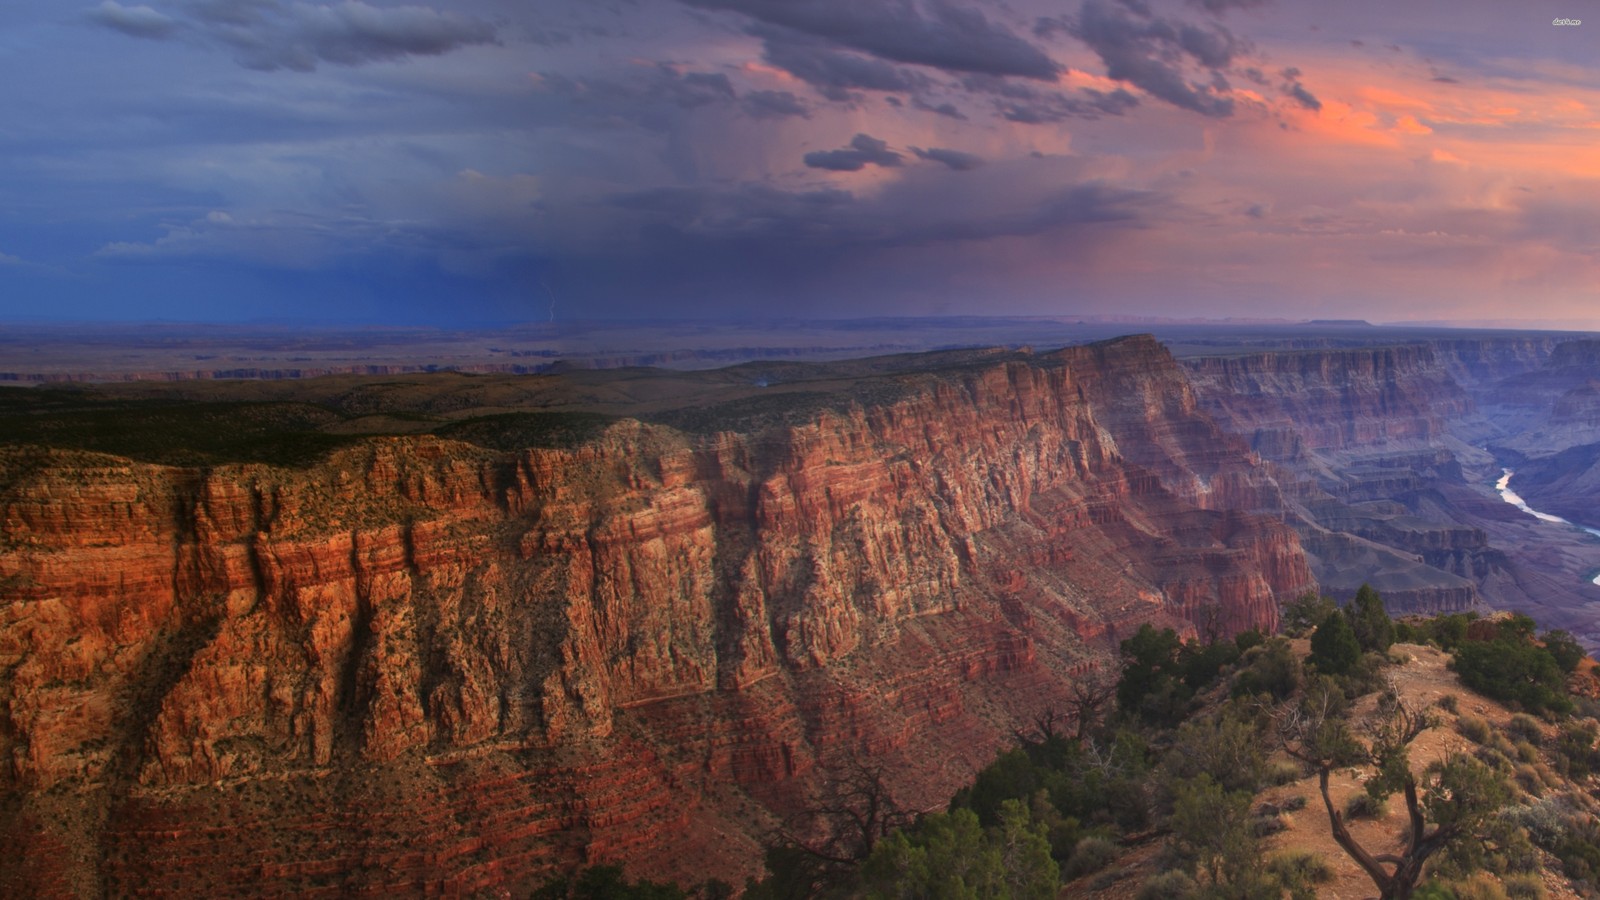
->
0, 335, 1313, 895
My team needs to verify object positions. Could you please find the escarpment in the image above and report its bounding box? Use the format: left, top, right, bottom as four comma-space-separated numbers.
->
1181, 335, 1600, 630
1182, 344, 1472, 461
0, 335, 1313, 895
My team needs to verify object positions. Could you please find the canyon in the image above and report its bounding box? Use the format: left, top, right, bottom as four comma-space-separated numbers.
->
3, 324, 1600, 893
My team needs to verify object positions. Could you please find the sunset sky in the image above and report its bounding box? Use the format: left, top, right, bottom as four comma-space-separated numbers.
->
2, 0, 1598, 324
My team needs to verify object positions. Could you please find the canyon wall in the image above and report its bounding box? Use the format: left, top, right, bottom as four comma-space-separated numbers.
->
0, 335, 1312, 895
1181, 335, 1600, 624
1182, 344, 1473, 462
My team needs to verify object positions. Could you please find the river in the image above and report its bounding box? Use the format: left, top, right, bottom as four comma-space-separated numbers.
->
1495, 468, 1600, 586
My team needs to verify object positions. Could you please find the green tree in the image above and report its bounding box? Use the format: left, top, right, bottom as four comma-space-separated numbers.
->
1116, 624, 1194, 726
1163, 709, 1267, 794
1540, 629, 1586, 673
1231, 637, 1302, 700
1346, 584, 1395, 654
1309, 610, 1361, 676
1280, 591, 1337, 638
859, 807, 1022, 899
1170, 775, 1273, 899
994, 800, 1061, 899
1281, 683, 1513, 900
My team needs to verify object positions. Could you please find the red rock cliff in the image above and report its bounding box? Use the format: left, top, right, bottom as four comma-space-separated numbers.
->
0, 335, 1312, 896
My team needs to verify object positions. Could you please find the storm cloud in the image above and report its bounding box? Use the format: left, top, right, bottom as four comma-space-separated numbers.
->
759, 28, 931, 101
86, 0, 499, 70
1068, 0, 1245, 117
912, 146, 983, 170
803, 133, 903, 171
681, 0, 1062, 79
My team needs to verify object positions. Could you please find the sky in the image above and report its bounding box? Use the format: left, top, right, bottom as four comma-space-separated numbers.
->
1, 0, 1598, 325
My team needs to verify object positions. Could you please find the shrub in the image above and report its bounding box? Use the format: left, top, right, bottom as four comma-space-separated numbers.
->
1438, 693, 1460, 713
1061, 836, 1118, 880
1452, 638, 1573, 717
1554, 720, 1600, 778
1503, 875, 1546, 900
1540, 630, 1585, 673
1267, 851, 1334, 885
1513, 741, 1540, 765
1449, 873, 1510, 900
1232, 637, 1303, 700
1341, 651, 1391, 697
1251, 814, 1287, 837
1279, 592, 1335, 638
1413, 882, 1460, 900
1266, 760, 1303, 786
1513, 764, 1544, 797
1136, 870, 1199, 900
1234, 628, 1265, 653
1506, 714, 1544, 746
1345, 792, 1385, 819
1162, 711, 1267, 794
1457, 715, 1493, 744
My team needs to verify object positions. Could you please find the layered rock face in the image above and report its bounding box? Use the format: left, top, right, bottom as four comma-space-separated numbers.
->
0, 335, 1312, 895
1180, 335, 1600, 625
1182, 345, 1472, 462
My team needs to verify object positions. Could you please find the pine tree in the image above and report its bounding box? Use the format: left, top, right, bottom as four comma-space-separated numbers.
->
1310, 610, 1360, 676
1346, 584, 1395, 654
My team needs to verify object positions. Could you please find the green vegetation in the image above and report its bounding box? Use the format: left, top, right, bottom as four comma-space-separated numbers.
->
1450, 626, 1574, 717
1278, 591, 1336, 638
645, 390, 858, 435
741, 585, 1592, 899
433, 411, 618, 450
1347, 584, 1396, 654
1308, 609, 1360, 676
0, 393, 360, 467
0, 381, 630, 467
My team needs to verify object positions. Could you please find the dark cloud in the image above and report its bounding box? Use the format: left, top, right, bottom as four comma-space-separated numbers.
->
741, 89, 809, 118
1187, 0, 1269, 12
803, 133, 902, 171
681, 0, 1061, 80
87, 1, 178, 38
87, 0, 499, 71
1069, 0, 1242, 117
912, 98, 966, 119
963, 73, 1137, 123
682, 71, 736, 99
537, 65, 743, 123
1287, 82, 1320, 110
1177, 22, 1244, 68
911, 146, 983, 170
999, 88, 1137, 122
1279, 66, 1320, 110
759, 27, 929, 101
591, 166, 1148, 252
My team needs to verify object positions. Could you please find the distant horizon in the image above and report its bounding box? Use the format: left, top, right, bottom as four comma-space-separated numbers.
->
3, 313, 1600, 334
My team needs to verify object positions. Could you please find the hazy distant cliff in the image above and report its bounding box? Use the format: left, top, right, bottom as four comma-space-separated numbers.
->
0, 335, 1313, 895
1182, 344, 1473, 461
